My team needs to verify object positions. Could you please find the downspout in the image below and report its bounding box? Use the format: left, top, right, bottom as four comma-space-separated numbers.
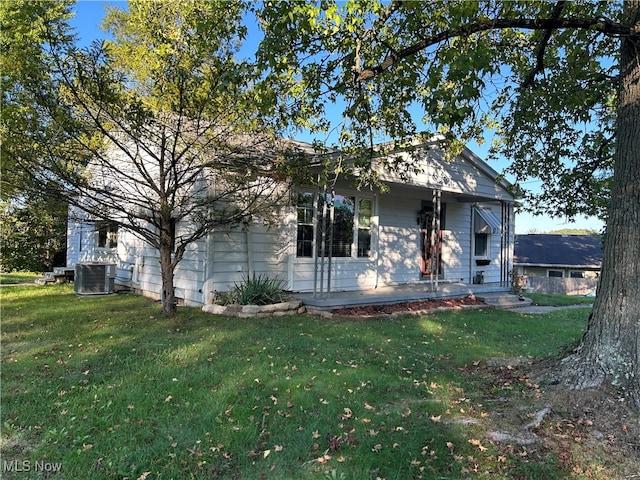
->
203, 229, 215, 304
246, 225, 254, 278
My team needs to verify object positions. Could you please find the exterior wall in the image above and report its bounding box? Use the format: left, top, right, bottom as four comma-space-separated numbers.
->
201, 224, 289, 304
517, 265, 600, 279
525, 276, 599, 296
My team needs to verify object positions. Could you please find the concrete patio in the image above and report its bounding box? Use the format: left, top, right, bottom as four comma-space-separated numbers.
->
291, 282, 526, 311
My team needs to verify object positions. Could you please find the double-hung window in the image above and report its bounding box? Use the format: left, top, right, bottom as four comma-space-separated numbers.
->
357, 198, 372, 257
296, 192, 315, 257
96, 221, 118, 249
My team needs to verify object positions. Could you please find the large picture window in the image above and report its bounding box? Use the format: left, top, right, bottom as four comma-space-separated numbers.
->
324, 194, 354, 257
295, 191, 372, 258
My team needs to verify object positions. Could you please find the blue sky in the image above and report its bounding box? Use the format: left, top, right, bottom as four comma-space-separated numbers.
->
68, 1, 605, 234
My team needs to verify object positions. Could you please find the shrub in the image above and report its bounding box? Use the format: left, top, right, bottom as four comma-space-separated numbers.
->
225, 274, 285, 305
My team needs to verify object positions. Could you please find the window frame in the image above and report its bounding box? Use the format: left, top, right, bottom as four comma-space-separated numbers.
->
473, 232, 489, 258
295, 190, 373, 259
96, 221, 118, 249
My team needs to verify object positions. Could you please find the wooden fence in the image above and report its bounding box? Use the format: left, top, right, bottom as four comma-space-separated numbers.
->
524, 276, 598, 296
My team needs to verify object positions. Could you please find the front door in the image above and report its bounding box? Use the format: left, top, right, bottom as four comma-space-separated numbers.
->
418, 201, 445, 277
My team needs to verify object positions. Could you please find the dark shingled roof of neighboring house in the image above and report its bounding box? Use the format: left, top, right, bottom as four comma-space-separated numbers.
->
513, 234, 603, 268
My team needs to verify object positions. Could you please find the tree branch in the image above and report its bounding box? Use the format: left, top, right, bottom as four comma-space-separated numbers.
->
522, 1, 568, 89
355, 15, 631, 82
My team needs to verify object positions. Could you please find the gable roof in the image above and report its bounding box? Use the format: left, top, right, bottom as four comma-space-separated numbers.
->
514, 234, 603, 269
370, 136, 514, 202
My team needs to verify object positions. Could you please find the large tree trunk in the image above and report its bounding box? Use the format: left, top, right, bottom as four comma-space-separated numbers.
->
561, 1, 640, 410
159, 217, 177, 315
160, 246, 177, 315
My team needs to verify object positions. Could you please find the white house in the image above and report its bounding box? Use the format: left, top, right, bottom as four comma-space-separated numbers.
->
66, 137, 515, 306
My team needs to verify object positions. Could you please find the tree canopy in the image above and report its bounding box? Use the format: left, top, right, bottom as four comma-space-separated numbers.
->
256, 0, 625, 220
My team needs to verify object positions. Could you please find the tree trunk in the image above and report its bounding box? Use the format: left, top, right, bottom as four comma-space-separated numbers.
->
561, 1, 640, 410
159, 219, 177, 315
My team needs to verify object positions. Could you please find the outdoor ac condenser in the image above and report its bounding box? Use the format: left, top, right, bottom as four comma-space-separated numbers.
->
74, 263, 116, 295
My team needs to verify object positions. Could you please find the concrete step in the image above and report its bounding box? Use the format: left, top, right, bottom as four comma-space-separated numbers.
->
476, 293, 532, 310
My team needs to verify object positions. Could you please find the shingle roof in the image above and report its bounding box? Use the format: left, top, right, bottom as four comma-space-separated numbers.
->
513, 234, 603, 268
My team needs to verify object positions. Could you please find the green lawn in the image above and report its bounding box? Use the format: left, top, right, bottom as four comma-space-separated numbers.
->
525, 292, 595, 307
0, 271, 40, 285
1, 285, 597, 479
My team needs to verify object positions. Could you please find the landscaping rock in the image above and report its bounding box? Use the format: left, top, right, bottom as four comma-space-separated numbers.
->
202, 299, 304, 318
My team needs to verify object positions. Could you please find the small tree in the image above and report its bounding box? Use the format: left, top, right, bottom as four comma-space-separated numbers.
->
2, 0, 303, 314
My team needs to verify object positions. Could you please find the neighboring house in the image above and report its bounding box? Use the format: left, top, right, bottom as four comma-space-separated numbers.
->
67, 137, 516, 306
513, 234, 603, 294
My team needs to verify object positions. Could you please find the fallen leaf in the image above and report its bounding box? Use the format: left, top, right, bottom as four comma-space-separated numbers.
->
430, 415, 441, 423
274, 444, 283, 452
372, 443, 382, 452
327, 433, 342, 451
136, 473, 151, 480
263, 449, 271, 458
312, 430, 320, 439
468, 438, 487, 452
164, 395, 173, 403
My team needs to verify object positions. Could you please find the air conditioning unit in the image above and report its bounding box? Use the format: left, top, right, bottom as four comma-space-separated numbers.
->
74, 263, 116, 295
